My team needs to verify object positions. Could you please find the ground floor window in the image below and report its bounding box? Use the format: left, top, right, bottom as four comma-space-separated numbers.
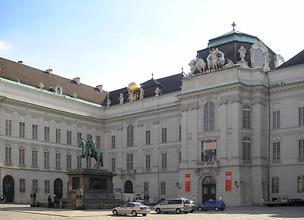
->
298, 176, 304, 192
19, 179, 25, 193
272, 177, 279, 193
160, 182, 166, 195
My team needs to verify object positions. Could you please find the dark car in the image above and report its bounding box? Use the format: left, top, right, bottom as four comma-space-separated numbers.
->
196, 200, 226, 211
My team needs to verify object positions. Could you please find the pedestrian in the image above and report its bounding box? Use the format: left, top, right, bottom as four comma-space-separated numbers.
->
0, 195, 4, 203
48, 195, 52, 208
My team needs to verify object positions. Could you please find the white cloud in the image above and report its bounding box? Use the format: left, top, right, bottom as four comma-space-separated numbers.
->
0, 41, 10, 51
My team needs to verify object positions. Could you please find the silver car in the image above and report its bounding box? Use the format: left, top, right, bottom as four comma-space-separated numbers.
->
154, 198, 192, 214
112, 202, 151, 217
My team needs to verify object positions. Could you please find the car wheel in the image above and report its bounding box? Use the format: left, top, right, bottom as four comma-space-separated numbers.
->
142, 214, 147, 216
175, 208, 182, 214
198, 207, 202, 211
156, 208, 161, 214
214, 207, 219, 211
131, 210, 137, 217
112, 209, 118, 215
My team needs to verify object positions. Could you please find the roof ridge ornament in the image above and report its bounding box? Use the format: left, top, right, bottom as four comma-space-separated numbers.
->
232, 22, 236, 31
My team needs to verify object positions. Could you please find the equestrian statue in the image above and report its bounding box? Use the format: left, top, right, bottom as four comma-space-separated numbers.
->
78, 136, 103, 169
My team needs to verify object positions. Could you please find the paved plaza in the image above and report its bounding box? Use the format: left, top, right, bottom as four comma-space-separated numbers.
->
0, 204, 303, 220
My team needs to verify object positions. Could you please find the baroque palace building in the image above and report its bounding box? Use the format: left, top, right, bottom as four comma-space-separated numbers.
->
0, 28, 304, 206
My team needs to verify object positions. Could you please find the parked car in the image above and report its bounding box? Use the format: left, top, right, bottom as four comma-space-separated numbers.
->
112, 202, 151, 216
196, 200, 226, 211
189, 200, 196, 213
154, 198, 192, 214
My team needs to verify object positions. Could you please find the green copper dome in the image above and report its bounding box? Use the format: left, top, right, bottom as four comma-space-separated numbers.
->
208, 30, 259, 48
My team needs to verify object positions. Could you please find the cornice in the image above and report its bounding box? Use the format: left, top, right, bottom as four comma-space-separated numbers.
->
270, 81, 304, 95
0, 98, 104, 129
105, 104, 181, 124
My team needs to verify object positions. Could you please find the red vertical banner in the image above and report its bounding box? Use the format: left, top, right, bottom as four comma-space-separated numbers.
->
185, 174, 191, 192
225, 171, 232, 192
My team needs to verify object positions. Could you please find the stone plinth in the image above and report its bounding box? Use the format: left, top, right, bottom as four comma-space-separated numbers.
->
67, 169, 119, 209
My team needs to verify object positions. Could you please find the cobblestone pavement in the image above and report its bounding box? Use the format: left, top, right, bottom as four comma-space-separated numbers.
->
0, 204, 303, 220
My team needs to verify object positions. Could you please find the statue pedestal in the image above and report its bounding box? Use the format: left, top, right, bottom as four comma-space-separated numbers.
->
67, 169, 119, 209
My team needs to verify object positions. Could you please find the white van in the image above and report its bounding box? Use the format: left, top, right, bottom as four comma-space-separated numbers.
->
154, 198, 192, 214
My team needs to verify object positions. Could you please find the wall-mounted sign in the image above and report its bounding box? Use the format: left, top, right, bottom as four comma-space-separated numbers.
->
225, 171, 232, 192
201, 138, 217, 162
185, 174, 191, 192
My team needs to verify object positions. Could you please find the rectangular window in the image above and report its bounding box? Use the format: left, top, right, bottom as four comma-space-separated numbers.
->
44, 126, 50, 142
44, 180, 50, 194
44, 151, 49, 169
19, 179, 26, 193
299, 140, 304, 160
273, 111, 280, 129
87, 134, 91, 141
299, 107, 304, 126
179, 125, 181, 141
298, 176, 304, 192
32, 124, 38, 140
243, 140, 251, 161
145, 130, 151, 145
273, 142, 281, 161
161, 128, 167, 143
179, 151, 181, 163
67, 130, 72, 145
32, 179, 38, 193
242, 108, 251, 129
161, 153, 167, 169
77, 132, 82, 144
111, 157, 116, 172
160, 182, 166, 195
5, 119, 12, 136
19, 122, 25, 138
272, 177, 279, 193
67, 154, 72, 170
56, 153, 61, 170
32, 150, 38, 168
5, 147, 12, 165
145, 154, 151, 170
111, 135, 115, 149
77, 155, 82, 169
56, 129, 61, 144
19, 148, 25, 166
144, 182, 149, 196
127, 153, 133, 171
96, 135, 101, 148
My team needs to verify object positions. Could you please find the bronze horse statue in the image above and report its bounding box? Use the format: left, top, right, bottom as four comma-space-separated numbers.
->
79, 137, 103, 168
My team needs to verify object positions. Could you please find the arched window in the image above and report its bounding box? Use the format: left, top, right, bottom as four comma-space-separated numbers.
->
204, 102, 214, 131
242, 105, 251, 129
243, 137, 251, 161
127, 124, 134, 147
272, 177, 279, 193
298, 176, 304, 192
124, 180, 134, 193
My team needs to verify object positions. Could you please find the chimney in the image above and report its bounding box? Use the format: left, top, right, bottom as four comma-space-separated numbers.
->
17, 60, 23, 64
45, 69, 53, 74
73, 77, 81, 85
96, 85, 103, 92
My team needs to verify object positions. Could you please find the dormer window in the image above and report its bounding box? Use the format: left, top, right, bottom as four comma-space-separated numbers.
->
56, 86, 63, 95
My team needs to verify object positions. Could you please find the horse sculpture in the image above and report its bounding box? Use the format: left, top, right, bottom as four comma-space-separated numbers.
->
79, 137, 103, 169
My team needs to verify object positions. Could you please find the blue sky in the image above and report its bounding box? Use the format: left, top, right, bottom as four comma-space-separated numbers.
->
0, 0, 303, 91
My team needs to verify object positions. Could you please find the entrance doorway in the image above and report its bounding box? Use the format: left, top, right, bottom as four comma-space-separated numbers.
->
54, 178, 63, 199
202, 176, 216, 203
3, 175, 14, 202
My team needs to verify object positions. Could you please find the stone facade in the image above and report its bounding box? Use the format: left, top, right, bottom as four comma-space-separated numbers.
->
0, 30, 304, 206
